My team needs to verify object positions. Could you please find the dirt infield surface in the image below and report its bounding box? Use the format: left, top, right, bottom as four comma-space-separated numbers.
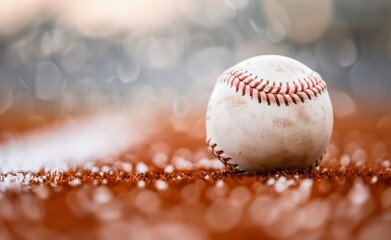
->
0, 115, 390, 240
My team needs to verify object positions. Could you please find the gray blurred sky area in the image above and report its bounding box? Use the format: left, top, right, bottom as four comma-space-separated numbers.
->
0, 0, 390, 116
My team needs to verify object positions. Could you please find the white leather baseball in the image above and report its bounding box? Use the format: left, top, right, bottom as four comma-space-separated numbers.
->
206, 55, 333, 172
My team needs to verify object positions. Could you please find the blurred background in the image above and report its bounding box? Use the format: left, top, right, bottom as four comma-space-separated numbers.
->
0, 2, 391, 239
0, 0, 390, 124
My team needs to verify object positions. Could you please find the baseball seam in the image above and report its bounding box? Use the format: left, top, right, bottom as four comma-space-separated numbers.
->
207, 137, 326, 172
218, 68, 327, 106
207, 138, 242, 171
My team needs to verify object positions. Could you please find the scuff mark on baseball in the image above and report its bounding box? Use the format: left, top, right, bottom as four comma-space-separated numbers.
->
206, 55, 333, 173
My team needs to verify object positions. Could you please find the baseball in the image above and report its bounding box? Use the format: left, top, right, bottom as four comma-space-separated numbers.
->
206, 55, 333, 172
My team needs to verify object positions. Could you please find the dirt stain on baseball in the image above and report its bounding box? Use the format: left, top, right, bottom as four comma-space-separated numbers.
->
296, 107, 311, 123
225, 94, 247, 116
272, 117, 294, 128
275, 149, 310, 169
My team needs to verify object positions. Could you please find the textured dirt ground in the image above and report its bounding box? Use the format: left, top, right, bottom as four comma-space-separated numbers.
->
0, 114, 391, 240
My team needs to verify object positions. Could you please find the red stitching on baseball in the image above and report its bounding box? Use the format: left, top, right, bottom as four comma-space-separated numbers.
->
276, 83, 282, 94
257, 91, 262, 103
252, 81, 260, 88
206, 138, 239, 170
266, 92, 271, 105
260, 83, 267, 92
218, 69, 327, 106
293, 82, 299, 94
